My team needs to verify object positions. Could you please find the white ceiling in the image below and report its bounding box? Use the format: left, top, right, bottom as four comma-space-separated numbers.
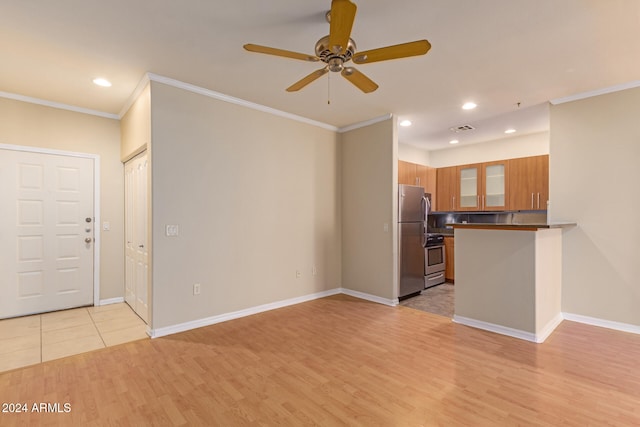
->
2, 0, 639, 150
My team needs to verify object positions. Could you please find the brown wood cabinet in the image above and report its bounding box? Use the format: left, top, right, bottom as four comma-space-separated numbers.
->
444, 236, 455, 283
435, 166, 457, 211
508, 155, 549, 210
398, 160, 437, 208
398, 160, 417, 186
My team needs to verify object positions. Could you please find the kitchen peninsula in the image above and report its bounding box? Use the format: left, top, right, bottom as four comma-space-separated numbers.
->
450, 222, 575, 343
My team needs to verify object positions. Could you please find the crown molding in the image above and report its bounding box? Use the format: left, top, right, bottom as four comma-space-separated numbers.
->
0, 91, 119, 120
337, 114, 393, 133
145, 73, 338, 132
550, 80, 640, 105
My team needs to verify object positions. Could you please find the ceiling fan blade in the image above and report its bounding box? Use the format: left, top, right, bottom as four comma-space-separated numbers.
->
243, 44, 319, 62
286, 67, 329, 92
341, 67, 378, 93
329, 0, 357, 55
352, 40, 431, 64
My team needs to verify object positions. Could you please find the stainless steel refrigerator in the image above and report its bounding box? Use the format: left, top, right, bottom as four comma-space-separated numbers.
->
398, 184, 429, 298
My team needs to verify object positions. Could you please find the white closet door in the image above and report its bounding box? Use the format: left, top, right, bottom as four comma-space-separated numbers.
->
124, 152, 149, 323
0, 148, 94, 319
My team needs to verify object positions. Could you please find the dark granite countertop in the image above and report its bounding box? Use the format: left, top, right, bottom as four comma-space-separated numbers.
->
445, 222, 576, 231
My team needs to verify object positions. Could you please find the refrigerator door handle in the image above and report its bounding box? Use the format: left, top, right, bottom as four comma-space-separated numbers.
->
421, 195, 428, 222
421, 224, 427, 247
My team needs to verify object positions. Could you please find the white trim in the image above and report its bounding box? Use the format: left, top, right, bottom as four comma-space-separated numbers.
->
99, 297, 125, 306
146, 73, 338, 132
340, 288, 398, 307
149, 288, 342, 338
453, 315, 539, 343
337, 114, 393, 133
0, 91, 119, 120
118, 73, 151, 118
92, 157, 101, 307
550, 80, 640, 105
0, 143, 102, 308
536, 313, 564, 343
562, 312, 640, 335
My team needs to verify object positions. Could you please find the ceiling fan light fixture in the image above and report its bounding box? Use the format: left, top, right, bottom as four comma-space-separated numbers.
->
328, 57, 344, 72
243, 0, 430, 94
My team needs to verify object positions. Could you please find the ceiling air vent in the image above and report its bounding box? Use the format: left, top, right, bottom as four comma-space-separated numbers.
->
450, 125, 475, 133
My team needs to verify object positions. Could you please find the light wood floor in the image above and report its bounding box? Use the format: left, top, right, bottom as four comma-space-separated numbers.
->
0, 303, 148, 373
1, 294, 639, 426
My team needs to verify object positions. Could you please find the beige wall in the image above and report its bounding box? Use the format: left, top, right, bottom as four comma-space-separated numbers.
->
428, 131, 549, 168
341, 118, 397, 300
148, 82, 341, 329
550, 87, 640, 325
455, 229, 536, 332
398, 143, 430, 165
0, 97, 124, 301
121, 83, 151, 161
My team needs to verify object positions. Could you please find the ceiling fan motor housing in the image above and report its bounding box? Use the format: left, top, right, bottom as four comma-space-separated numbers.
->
315, 35, 356, 72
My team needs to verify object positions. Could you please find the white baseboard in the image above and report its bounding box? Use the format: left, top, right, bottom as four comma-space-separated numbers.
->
99, 297, 125, 306
339, 288, 398, 307
453, 315, 539, 343
536, 313, 564, 343
562, 312, 640, 335
149, 288, 342, 338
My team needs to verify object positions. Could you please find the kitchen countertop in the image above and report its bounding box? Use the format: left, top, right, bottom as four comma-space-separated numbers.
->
446, 222, 576, 231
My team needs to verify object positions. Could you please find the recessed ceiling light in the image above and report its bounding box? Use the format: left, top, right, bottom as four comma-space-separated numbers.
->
462, 102, 477, 110
399, 120, 412, 127
449, 139, 459, 144
93, 78, 112, 87
505, 128, 516, 134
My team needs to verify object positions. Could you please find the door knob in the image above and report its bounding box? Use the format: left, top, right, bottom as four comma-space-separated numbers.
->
85, 237, 92, 243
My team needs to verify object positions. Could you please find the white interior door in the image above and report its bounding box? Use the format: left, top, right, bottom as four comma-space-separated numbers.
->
125, 152, 149, 323
0, 148, 94, 319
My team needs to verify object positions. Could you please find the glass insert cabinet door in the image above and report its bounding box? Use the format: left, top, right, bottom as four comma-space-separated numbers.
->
484, 163, 506, 209
459, 166, 479, 209
456, 162, 508, 211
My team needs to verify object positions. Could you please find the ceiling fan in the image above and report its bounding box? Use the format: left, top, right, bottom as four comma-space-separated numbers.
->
243, 0, 431, 93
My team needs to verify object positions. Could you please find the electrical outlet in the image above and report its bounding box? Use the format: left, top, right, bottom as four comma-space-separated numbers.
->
166, 224, 179, 237
296, 270, 301, 279
193, 283, 201, 295
312, 266, 317, 276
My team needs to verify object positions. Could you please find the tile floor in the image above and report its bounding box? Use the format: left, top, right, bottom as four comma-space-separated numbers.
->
0, 303, 148, 373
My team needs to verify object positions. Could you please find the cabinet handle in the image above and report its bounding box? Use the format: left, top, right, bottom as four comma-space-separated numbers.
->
482, 195, 485, 210
477, 195, 480, 209
537, 193, 541, 210
531, 193, 534, 209
452, 196, 455, 211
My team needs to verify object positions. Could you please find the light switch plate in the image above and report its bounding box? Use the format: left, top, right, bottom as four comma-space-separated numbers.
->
166, 224, 179, 237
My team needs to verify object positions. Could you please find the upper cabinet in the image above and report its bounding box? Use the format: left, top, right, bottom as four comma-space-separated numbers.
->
398, 160, 437, 208
407, 154, 548, 213
436, 166, 457, 212
398, 160, 418, 186
508, 155, 549, 210
456, 160, 509, 211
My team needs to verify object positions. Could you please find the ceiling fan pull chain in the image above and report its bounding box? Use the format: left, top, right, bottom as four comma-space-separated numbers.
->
327, 72, 331, 105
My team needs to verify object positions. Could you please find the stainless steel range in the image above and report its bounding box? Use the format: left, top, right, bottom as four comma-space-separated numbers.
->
425, 233, 445, 288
